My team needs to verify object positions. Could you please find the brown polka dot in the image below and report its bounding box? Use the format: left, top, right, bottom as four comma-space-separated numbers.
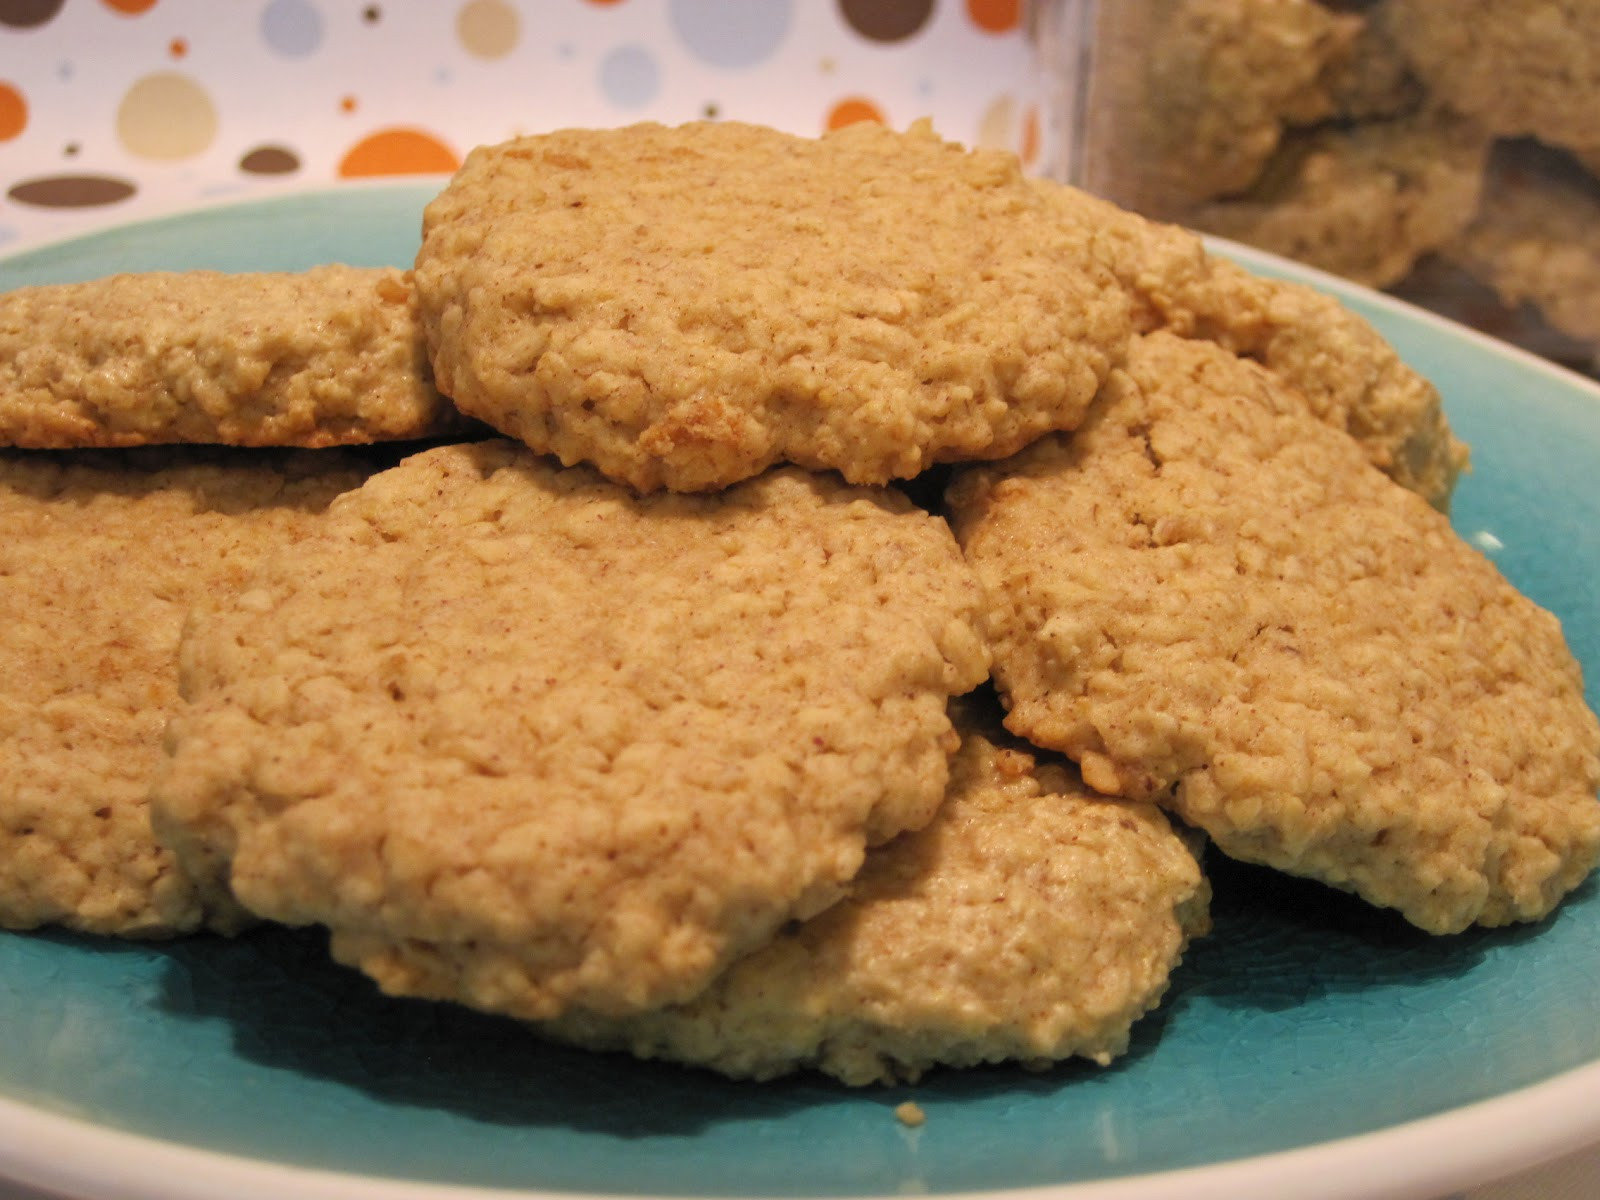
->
239, 144, 301, 175
0, 0, 64, 28
8, 173, 136, 208
838, 0, 933, 42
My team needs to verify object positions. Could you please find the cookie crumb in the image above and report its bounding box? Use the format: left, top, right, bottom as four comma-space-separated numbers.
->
894, 1101, 926, 1128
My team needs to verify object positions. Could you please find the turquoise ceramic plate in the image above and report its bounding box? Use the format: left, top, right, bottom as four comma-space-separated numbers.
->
1, 190, 1598, 1200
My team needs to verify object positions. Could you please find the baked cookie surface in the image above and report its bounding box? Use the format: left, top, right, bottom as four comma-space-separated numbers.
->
546, 701, 1210, 1085
1382, 0, 1600, 153
413, 120, 1131, 492
0, 266, 464, 448
1134, 0, 1365, 206
1189, 110, 1488, 289
0, 446, 370, 937
1062, 187, 1467, 507
947, 332, 1600, 934
153, 440, 990, 1018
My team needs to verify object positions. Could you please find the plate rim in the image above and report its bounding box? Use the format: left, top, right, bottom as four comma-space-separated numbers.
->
0, 1059, 1596, 1200
2, 187, 1599, 1200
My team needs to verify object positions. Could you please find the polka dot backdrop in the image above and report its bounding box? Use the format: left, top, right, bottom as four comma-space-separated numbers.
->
0, 0, 1064, 250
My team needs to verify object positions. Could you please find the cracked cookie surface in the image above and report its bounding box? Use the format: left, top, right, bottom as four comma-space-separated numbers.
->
948, 332, 1600, 933
546, 700, 1209, 1085
154, 440, 990, 1018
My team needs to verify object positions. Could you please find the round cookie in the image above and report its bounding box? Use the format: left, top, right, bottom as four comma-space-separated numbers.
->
947, 331, 1600, 935
152, 440, 991, 1019
0, 446, 372, 937
1057, 185, 1467, 507
0, 266, 466, 448
1382, 0, 1600, 153
546, 700, 1210, 1085
1188, 109, 1489, 289
413, 120, 1132, 492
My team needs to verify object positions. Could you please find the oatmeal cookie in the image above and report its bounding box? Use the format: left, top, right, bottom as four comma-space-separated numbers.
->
0, 266, 465, 448
1130, 0, 1367, 207
0, 446, 371, 937
1382, 0, 1600, 154
152, 441, 990, 1019
1188, 109, 1489, 289
1445, 141, 1600, 346
413, 120, 1131, 492
947, 332, 1600, 934
1060, 186, 1466, 506
546, 701, 1210, 1085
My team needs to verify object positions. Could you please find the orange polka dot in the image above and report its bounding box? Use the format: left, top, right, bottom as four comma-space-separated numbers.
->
966, 0, 1019, 33
340, 95, 358, 114
168, 36, 187, 58
102, 0, 158, 13
825, 97, 885, 132
585, 0, 626, 5
1021, 105, 1040, 166
339, 127, 460, 178
0, 82, 26, 142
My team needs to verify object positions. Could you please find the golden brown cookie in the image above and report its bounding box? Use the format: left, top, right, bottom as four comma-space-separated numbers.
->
545, 701, 1210, 1085
153, 440, 990, 1018
1060, 186, 1467, 506
947, 332, 1600, 934
413, 120, 1131, 492
1188, 109, 1489, 289
0, 446, 371, 937
0, 266, 465, 448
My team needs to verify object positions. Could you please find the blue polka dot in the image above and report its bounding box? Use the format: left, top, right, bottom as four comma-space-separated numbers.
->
668, 0, 790, 69
599, 44, 661, 109
260, 0, 323, 58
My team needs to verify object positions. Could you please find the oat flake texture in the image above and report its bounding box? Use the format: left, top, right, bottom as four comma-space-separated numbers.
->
153, 440, 990, 1019
948, 332, 1600, 934
0, 447, 371, 936
0, 266, 464, 449
547, 701, 1210, 1085
413, 120, 1131, 492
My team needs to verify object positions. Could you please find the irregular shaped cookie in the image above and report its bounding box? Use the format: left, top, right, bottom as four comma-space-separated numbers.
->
413, 120, 1131, 492
1188, 110, 1489, 289
153, 441, 990, 1018
546, 702, 1210, 1085
1445, 141, 1600, 346
1382, 0, 1600, 153
0, 446, 371, 937
0, 266, 466, 448
1058, 186, 1467, 506
947, 332, 1600, 934
1125, 0, 1366, 208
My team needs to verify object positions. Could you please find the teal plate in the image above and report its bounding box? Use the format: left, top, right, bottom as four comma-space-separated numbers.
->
1, 190, 1598, 1200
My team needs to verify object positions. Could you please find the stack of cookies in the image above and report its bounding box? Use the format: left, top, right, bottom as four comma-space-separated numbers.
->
3, 120, 1597, 1087
1088, 0, 1600, 374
